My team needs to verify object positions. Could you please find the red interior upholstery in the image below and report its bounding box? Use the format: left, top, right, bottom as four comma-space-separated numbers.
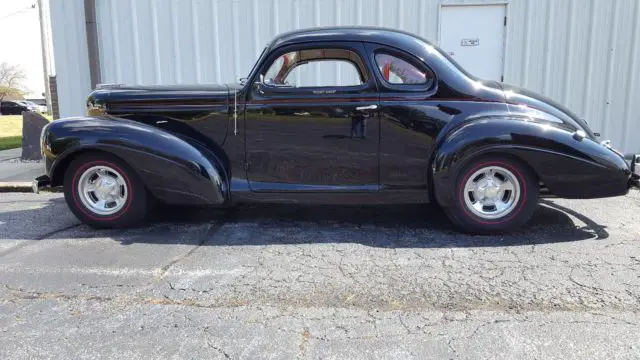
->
383, 64, 390, 81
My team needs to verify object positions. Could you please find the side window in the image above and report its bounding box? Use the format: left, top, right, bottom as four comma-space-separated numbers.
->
374, 53, 429, 85
263, 48, 366, 88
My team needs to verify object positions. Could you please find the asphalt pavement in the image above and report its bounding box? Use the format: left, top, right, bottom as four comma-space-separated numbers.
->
0, 191, 639, 359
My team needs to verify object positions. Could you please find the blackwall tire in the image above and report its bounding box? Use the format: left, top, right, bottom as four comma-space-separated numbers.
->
443, 156, 539, 234
63, 153, 147, 228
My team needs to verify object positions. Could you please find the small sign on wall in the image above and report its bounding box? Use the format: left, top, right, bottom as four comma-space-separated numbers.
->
461, 38, 480, 47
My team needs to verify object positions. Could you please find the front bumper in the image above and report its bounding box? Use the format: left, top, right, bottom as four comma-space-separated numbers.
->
32, 175, 50, 194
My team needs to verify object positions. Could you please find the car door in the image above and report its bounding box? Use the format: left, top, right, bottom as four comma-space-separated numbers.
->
245, 42, 380, 191
1, 102, 11, 114
2, 102, 18, 115
364, 43, 441, 194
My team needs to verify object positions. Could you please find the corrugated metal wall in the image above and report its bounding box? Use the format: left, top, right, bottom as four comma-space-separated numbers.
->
60, 0, 640, 153
48, 0, 92, 119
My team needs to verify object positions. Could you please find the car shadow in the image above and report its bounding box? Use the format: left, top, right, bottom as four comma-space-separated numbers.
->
0, 195, 609, 248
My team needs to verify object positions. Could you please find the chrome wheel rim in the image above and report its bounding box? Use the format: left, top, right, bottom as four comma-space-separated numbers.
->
463, 165, 520, 220
77, 165, 128, 216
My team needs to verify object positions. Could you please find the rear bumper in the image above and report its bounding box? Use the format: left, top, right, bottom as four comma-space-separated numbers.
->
630, 154, 640, 189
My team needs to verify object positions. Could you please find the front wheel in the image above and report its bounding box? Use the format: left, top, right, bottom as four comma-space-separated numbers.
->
63, 153, 148, 228
443, 156, 539, 234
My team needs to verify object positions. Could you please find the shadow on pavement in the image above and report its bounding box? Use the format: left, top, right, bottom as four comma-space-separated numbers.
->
0, 196, 609, 248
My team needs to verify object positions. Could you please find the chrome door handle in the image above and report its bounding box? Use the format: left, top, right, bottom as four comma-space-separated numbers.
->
355, 105, 378, 111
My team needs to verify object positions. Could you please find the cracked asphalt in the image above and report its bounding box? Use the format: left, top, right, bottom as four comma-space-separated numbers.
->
0, 191, 639, 359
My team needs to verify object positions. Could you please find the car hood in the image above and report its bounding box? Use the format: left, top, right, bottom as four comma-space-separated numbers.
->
499, 83, 596, 139
87, 84, 231, 113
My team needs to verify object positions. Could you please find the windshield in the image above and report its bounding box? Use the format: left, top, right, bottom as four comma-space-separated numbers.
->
243, 47, 268, 85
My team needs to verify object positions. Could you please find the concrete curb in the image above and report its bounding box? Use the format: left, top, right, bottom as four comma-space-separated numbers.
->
0, 182, 59, 193
0, 182, 34, 193
0, 181, 62, 193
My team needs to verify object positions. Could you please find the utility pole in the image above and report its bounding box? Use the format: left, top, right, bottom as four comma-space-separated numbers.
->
37, 0, 52, 114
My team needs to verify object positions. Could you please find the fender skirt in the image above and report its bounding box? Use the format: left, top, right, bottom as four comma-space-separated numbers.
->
44, 116, 228, 206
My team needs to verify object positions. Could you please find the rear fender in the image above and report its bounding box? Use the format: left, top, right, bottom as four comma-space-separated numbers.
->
432, 116, 631, 206
44, 116, 229, 205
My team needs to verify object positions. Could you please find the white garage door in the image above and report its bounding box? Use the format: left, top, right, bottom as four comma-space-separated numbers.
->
439, 4, 506, 81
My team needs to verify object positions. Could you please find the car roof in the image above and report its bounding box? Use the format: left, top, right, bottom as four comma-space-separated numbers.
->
268, 26, 435, 52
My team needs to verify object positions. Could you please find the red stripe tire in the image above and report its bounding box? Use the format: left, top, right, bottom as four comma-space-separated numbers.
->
63, 153, 147, 228
443, 155, 539, 234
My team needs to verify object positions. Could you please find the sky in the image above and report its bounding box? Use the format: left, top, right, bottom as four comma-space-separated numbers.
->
0, 0, 45, 98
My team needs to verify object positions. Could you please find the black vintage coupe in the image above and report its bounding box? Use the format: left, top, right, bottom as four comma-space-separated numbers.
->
36, 27, 639, 233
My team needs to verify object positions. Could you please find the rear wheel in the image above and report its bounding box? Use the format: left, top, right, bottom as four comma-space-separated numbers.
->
63, 153, 147, 228
443, 156, 538, 234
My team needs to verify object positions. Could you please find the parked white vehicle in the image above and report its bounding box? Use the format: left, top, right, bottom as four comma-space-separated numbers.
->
17, 100, 47, 113
16, 101, 37, 112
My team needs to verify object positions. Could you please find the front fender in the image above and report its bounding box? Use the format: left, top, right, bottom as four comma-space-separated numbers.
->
432, 117, 631, 206
43, 116, 228, 205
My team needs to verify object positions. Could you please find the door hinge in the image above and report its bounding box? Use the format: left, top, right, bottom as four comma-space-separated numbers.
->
500, 75, 504, 82
504, 16, 507, 26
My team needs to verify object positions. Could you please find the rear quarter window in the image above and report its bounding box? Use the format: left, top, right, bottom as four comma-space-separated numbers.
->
374, 53, 430, 85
